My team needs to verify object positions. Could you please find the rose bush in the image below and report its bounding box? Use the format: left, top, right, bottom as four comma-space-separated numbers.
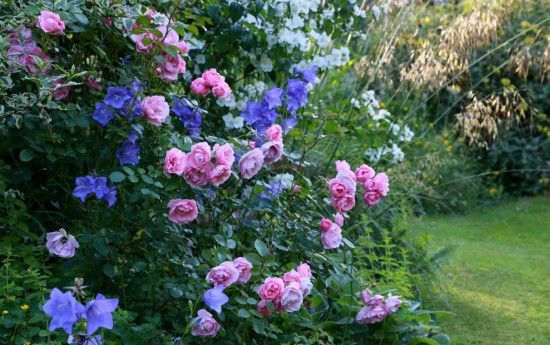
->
0, 1, 450, 344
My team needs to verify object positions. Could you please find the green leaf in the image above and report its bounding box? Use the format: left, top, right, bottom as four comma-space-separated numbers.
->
410, 337, 439, 345
103, 263, 116, 278
432, 334, 451, 345
109, 171, 125, 183
254, 239, 269, 257
19, 149, 34, 162
237, 309, 250, 318
170, 286, 184, 298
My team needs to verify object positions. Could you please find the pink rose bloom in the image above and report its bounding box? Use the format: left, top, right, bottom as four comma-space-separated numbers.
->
158, 25, 179, 46
187, 142, 212, 169
296, 263, 312, 279
366, 294, 385, 308
335, 172, 357, 194
292, 184, 302, 193
361, 289, 373, 304
132, 32, 156, 52
363, 191, 381, 207
164, 148, 187, 175
87, 76, 102, 91
355, 164, 376, 182
183, 164, 212, 188
384, 294, 402, 314
202, 68, 224, 87
331, 194, 356, 213
206, 261, 240, 287
233, 257, 253, 284
167, 199, 198, 225
355, 305, 387, 324
321, 223, 342, 250
191, 309, 220, 337
299, 278, 313, 297
373, 173, 389, 196
335, 160, 355, 179
258, 277, 285, 301
265, 124, 283, 142
261, 141, 284, 165
335, 213, 344, 227
328, 179, 348, 198
173, 40, 189, 54
142, 95, 169, 126
157, 53, 186, 81
208, 165, 232, 187
212, 81, 231, 99
46, 228, 79, 258
283, 269, 301, 284
213, 143, 235, 166
239, 148, 264, 179
280, 282, 303, 312
51, 79, 71, 101
257, 299, 271, 317
190, 77, 210, 96
319, 218, 332, 232
36, 10, 65, 35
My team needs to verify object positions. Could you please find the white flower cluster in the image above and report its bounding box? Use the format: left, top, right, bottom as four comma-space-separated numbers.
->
352, 90, 414, 164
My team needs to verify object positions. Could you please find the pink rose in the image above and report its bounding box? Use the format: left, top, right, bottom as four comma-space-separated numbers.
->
265, 124, 283, 142
292, 184, 302, 193
335, 213, 344, 227
283, 269, 301, 284
321, 223, 342, 250
213, 143, 235, 166
299, 278, 313, 296
319, 218, 332, 232
164, 148, 187, 175
258, 277, 284, 301
239, 148, 264, 179
261, 141, 284, 165
212, 81, 231, 99
384, 294, 402, 314
361, 289, 373, 304
202, 68, 224, 87
363, 191, 381, 207
233, 257, 253, 284
173, 40, 189, 54
355, 164, 375, 182
206, 261, 240, 287
167, 199, 198, 225
183, 164, 212, 188
36, 10, 65, 36
190, 77, 210, 96
191, 309, 220, 337
142, 95, 169, 126
366, 294, 384, 308
280, 282, 303, 312
328, 179, 348, 198
132, 32, 156, 52
208, 165, 231, 187
157, 53, 186, 81
331, 194, 355, 213
51, 79, 71, 101
187, 142, 212, 169
335, 160, 354, 178
335, 172, 357, 194
257, 299, 271, 317
296, 263, 312, 279
159, 25, 179, 46
372, 172, 389, 196
355, 305, 387, 324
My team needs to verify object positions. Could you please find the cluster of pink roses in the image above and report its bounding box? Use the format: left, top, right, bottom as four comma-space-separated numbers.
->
355, 289, 402, 324
256, 263, 313, 316
206, 257, 253, 287
190, 69, 231, 99
356, 164, 389, 207
130, 9, 189, 81
328, 161, 358, 213
164, 142, 235, 189
319, 213, 344, 250
239, 124, 284, 179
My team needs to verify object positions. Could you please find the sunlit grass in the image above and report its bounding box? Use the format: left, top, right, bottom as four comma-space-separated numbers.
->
411, 197, 550, 345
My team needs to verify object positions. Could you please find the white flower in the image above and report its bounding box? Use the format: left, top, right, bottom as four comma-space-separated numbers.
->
372, 6, 381, 20
400, 125, 414, 142
372, 109, 390, 121
222, 114, 244, 129
391, 143, 405, 163
285, 16, 305, 30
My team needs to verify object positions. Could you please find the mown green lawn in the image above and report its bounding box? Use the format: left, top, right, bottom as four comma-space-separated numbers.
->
411, 197, 550, 345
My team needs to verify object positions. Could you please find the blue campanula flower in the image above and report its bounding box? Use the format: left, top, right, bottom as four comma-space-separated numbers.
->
242, 101, 278, 133
116, 131, 140, 166
297, 65, 318, 85
73, 175, 117, 207
286, 79, 308, 115
263, 87, 283, 109
42, 288, 84, 335
92, 102, 115, 126
172, 98, 202, 136
103, 86, 133, 109
203, 285, 229, 314
259, 181, 283, 200
83, 335, 102, 345
83, 294, 119, 335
